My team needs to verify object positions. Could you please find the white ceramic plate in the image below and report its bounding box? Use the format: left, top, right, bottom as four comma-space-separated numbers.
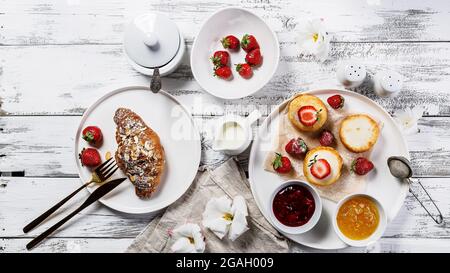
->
249, 89, 409, 249
191, 7, 280, 99
75, 86, 201, 214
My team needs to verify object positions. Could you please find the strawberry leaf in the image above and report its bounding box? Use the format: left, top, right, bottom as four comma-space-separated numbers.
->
350, 159, 357, 173
82, 132, 94, 143
272, 153, 283, 169
221, 38, 230, 48
210, 56, 222, 68
308, 154, 318, 167
241, 34, 249, 48
299, 139, 308, 152
339, 96, 345, 108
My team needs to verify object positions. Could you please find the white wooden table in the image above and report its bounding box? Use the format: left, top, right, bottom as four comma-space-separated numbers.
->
1, 0, 449, 253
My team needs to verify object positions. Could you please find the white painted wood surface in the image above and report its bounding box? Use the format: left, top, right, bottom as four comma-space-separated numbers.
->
1, 0, 449, 253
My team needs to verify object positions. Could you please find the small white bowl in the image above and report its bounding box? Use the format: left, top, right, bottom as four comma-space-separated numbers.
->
268, 180, 322, 235
191, 7, 280, 99
333, 193, 387, 247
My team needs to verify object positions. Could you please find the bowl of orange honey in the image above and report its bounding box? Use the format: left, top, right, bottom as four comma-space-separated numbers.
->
333, 194, 387, 247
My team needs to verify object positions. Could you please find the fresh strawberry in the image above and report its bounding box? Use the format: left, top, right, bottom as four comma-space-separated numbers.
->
210, 51, 229, 67
214, 66, 232, 79
272, 153, 292, 173
298, 106, 322, 126
235, 63, 253, 78
245, 48, 262, 66
319, 130, 335, 146
241, 34, 260, 53
308, 155, 331, 179
351, 157, 374, 175
221, 35, 240, 50
79, 148, 101, 168
327, 94, 345, 109
82, 126, 103, 145
285, 137, 308, 157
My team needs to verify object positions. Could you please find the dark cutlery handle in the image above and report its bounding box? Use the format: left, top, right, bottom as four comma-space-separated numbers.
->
26, 204, 85, 250
26, 178, 126, 250
23, 181, 92, 233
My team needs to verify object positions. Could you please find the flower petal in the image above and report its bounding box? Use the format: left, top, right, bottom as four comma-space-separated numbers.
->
411, 105, 425, 119
296, 18, 331, 62
172, 223, 200, 239
202, 196, 232, 220
170, 223, 205, 253
202, 196, 233, 239
171, 237, 197, 253
229, 195, 249, 241
229, 211, 249, 241
393, 108, 419, 135
192, 229, 206, 252
202, 217, 230, 239
231, 195, 248, 216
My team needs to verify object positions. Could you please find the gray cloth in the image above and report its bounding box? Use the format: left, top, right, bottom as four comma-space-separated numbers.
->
126, 158, 289, 253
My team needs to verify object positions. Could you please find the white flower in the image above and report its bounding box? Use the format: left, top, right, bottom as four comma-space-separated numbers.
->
393, 106, 424, 135
296, 18, 331, 62
170, 223, 205, 253
202, 195, 249, 241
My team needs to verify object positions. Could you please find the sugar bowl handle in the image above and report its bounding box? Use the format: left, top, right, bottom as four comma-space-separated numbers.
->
150, 67, 162, 93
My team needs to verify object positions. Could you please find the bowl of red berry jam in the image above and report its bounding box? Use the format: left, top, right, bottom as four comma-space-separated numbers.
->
269, 180, 322, 234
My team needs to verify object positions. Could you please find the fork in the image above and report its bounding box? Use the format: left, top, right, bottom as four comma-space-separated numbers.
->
23, 158, 119, 233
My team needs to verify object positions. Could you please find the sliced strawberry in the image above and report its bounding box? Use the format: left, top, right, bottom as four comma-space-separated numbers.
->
310, 158, 331, 179
327, 94, 345, 109
272, 153, 292, 173
298, 106, 321, 126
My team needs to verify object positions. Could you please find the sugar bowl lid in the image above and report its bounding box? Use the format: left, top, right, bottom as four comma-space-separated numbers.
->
124, 13, 180, 69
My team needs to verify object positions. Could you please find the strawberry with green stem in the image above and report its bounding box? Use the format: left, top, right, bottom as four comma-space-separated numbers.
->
285, 137, 308, 157
210, 51, 229, 68
221, 35, 240, 50
235, 63, 253, 79
82, 126, 103, 145
241, 34, 260, 53
272, 153, 292, 173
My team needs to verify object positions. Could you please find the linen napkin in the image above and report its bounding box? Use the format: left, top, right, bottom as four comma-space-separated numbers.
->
126, 158, 289, 253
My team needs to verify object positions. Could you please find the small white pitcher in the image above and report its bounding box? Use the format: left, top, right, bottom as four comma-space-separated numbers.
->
212, 110, 262, 155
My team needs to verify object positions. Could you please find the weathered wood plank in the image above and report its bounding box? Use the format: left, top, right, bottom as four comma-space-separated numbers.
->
0, 177, 154, 238
291, 238, 450, 253
1, 0, 449, 45
1, 116, 449, 177
2, 237, 450, 253
0, 177, 448, 241
0, 238, 132, 253
1, 42, 450, 116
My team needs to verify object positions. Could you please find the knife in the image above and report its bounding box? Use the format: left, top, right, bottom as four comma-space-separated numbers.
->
26, 178, 127, 250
